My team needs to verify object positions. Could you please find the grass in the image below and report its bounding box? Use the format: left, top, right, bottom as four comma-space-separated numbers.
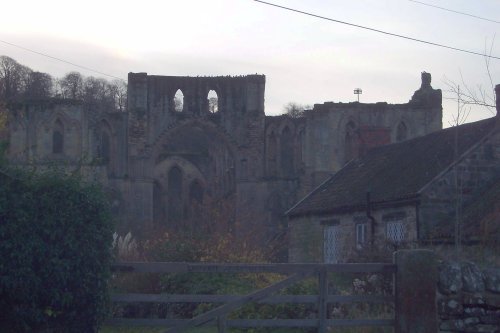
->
100, 326, 217, 333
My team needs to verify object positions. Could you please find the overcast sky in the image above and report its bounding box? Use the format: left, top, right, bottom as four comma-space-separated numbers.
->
1, 0, 499, 125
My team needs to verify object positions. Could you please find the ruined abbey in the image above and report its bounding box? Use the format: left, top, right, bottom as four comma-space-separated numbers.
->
6, 72, 442, 240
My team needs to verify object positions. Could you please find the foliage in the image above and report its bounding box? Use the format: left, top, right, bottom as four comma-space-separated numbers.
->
0, 55, 127, 112
0, 167, 114, 332
282, 102, 311, 118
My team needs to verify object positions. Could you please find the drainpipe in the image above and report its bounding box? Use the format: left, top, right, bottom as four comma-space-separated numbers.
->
366, 191, 376, 249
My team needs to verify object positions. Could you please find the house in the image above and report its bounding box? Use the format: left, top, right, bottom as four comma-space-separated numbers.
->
286, 85, 500, 263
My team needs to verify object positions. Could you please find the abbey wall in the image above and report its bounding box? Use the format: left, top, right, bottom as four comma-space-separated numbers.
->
6, 72, 442, 241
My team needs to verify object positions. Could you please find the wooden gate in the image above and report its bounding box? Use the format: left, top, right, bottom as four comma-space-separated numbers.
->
107, 262, 396, 332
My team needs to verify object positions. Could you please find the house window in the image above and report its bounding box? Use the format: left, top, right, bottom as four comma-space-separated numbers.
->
356, 223, 367, 248
386, 221, 405, 243
322, 219, 341, 263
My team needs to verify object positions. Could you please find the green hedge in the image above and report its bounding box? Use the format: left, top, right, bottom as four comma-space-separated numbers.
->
0, 169, 113, 332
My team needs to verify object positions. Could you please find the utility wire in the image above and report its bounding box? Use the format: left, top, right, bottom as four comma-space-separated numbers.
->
409, 0, 500, 24
253, 0, 500, 60
0, 39, 126, 81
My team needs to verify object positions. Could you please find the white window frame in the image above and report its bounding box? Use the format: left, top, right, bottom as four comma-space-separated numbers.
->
356, 223, 367, 248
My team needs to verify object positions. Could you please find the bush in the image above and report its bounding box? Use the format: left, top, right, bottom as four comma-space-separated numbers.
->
0, 169, 113, 332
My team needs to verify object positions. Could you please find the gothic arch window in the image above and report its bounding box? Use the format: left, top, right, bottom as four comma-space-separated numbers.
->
153, 181, 165, 225
98, 121, 112, 164
173, 89, 184, 112
267, 131, 277, 177
207, 90, 219, 113
344, 121, 358, 164
100, 131, 111, 164
280, 126, 294, 177
396, 122, 408, 142
52, 119, 64, 154
168, 166, 183, 224
297, 128, 305, 166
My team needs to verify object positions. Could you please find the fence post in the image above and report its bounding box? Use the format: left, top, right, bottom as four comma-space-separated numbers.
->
318, 268, 328, 333
217, 315, 227, 333
394, 249, 437, 333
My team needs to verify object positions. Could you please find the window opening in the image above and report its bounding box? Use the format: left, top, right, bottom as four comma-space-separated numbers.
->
174, 89, 184, 112
356, 223, 367, 248
52, 119, 64, 154
168, 166, 183, 223
324, 224, 341, 263
207, 90, 218, 113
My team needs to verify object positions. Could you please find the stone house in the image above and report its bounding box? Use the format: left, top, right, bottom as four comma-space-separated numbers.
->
6, 72, 442, 243
287, 85, 500, 263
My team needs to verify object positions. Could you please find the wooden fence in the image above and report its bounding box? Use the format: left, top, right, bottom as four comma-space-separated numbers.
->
107, 261, 397, 333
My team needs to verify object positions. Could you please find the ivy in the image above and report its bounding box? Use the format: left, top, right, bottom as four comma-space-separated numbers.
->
0, 168, 113, 332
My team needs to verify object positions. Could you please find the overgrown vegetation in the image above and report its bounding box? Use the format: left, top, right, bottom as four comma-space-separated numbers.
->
108, 228, 393, 333
0, 159, 114, 332
0, 55, 126, 112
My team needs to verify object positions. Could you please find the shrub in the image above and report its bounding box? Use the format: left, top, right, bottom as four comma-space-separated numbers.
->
0, 169, 113, 332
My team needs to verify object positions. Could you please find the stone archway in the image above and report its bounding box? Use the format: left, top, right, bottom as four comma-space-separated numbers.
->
151, 120, 237, 231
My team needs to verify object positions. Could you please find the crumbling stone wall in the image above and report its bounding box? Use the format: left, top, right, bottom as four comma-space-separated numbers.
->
7, 72, 442, 243
438, 261, 500, 332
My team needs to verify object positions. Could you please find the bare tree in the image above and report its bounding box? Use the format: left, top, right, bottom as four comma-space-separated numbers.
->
443, 37, 497, 116
0, 56, 31, 101
443, 37, 499, 257
283, 102, 310, 118
108, 79, 127, 112
24, 71, 54, 99
57, 71, 84, 99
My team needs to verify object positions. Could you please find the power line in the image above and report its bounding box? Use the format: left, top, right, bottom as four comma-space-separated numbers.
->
408, 0, 500, 24
253, 0, 500, 60
0, 39, 126, 81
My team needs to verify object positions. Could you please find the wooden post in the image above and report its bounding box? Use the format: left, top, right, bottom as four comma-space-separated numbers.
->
318, 269, 328, 333
394, 249, 437, 333
217, 315, 227, 333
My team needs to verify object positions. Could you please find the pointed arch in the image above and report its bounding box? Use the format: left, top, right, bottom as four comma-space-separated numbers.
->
297, 126, 305, 166
173, 89, 184, 112
153, 181, 166, 225
207, 90, 219, 113
267, 131, 277, 177
167, 166, 183, 224
98, 120, 113, 165
280, 126, 294, 177
52, 119, 64, 154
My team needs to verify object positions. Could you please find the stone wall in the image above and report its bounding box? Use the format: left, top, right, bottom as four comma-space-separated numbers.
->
419, 130, 500, 240
438, 261, 500, 333
288, 205, 418, 263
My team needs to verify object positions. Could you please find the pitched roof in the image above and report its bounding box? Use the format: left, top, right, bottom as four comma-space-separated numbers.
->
288, 118, 497, 217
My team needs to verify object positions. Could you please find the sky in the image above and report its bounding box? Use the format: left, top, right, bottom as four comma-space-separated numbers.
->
1, 0, 499, 126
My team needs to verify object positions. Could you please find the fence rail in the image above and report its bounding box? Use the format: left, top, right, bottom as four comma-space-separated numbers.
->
108, 261, 397, 333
